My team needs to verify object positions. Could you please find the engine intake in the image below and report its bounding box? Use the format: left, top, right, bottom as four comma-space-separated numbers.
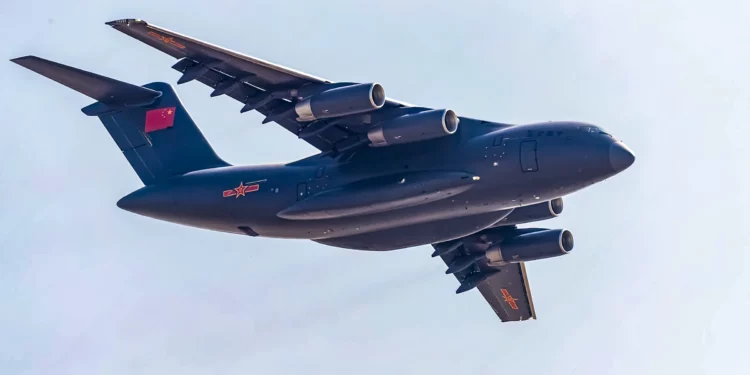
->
367, 109, 459, 147
295, 83, 385, 121
485, 229, 573, 265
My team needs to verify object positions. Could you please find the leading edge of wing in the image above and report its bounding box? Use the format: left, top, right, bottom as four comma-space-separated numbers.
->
105, 18, 327, 85
105, 18, 413, 108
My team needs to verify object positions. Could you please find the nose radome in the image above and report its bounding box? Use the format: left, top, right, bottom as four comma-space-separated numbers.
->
609, 141, 635, 173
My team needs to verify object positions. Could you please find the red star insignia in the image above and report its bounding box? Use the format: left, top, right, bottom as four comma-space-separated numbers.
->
234, 182, 247, 198
500, 288, 519, 310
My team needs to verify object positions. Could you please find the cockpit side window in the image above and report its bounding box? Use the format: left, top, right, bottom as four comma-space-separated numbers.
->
493, 136, 505, 147
578, 125, 612, 137
584, 126, 597, 133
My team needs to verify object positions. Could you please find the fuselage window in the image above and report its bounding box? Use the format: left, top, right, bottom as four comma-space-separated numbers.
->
493, 136, 505, 147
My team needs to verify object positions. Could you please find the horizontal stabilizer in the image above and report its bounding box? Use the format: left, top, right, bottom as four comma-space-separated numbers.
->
11, 55, 228, 185
11, 56, 161, 111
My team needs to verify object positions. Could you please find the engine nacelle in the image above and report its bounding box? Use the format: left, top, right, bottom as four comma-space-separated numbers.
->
295, 83, 386, 121
493, 198, 563, 227
485, 229, 573, 265
367, 109, 459, 147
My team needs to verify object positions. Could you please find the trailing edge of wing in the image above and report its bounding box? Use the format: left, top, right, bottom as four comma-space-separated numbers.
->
10, 56, 161, 113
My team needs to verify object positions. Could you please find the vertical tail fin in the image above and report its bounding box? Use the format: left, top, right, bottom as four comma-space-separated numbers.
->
11, 56, 229, 185
90, 82, 229, 184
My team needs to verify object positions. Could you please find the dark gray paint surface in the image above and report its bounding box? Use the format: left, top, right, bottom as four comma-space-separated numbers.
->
10, 19, 635, 322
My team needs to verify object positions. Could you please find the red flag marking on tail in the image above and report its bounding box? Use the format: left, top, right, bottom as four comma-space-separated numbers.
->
145, 107, 176, 132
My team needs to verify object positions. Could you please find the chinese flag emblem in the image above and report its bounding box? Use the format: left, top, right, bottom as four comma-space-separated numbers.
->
145, 107, 176, 133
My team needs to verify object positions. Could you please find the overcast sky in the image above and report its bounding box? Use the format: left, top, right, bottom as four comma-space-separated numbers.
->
1, 1, 749, 374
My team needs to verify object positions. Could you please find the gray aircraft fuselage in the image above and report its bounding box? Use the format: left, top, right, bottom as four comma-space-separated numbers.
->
118, 119, 634, 250
11, 22, 636, 321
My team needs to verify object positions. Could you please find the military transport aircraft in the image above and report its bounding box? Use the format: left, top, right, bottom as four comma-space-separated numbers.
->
11, 18, 634, 322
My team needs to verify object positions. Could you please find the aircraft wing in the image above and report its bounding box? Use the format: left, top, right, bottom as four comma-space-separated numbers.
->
105, 18, 418, 153
474, 263, 536, 321
434, 242, 537, 322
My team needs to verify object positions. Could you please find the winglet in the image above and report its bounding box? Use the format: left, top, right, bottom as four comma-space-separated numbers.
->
11, 56, 162, 115
105, 18, 147, 26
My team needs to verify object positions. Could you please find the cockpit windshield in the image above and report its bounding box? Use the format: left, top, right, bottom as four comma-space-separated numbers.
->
578, 125, 612, 137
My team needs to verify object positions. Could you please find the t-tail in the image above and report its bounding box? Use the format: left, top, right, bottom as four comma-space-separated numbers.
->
10, 56, 229, 185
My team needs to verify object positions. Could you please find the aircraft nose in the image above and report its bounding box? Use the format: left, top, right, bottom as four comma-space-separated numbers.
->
609, 141, 635, 173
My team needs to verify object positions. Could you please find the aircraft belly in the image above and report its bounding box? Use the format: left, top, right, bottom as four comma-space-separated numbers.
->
277, 170, 478, 220
249, 186, 515, 241
313, 210, 513, 251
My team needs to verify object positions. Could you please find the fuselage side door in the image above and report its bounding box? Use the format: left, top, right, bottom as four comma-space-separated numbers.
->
297, 183, 308, 201
520, 140, 538, 172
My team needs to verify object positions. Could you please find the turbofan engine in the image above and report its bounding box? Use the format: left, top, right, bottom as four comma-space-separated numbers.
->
367, 109, 459, 147
295, 83, 386, 121
444, 228, 573, 275
485, 229, 573, 265
493, 198, 563, 227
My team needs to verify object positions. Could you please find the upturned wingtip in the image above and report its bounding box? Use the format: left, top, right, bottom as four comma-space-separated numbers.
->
105, 18, 146, 27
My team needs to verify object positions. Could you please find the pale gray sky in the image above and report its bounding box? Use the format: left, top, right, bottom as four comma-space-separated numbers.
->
1, 1, 748, 374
